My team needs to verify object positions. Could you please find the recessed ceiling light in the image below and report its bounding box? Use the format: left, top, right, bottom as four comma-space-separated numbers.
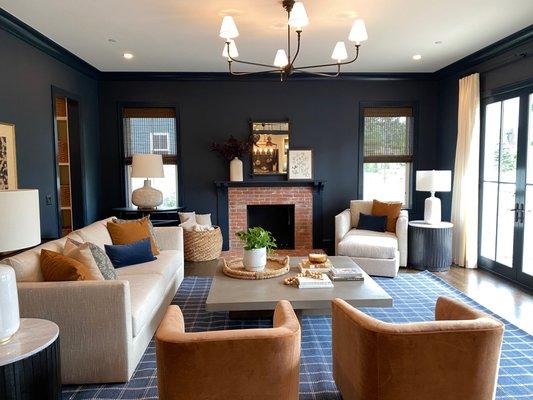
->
434, 40, 442, 45
123, 52, 134, 60
412, 54, 422, 60
108, 38, 117, 43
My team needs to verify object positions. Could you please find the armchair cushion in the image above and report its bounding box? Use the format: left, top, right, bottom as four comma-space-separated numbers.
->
338, 229, 398, 259
371, 200, 402, 232
356, 213, 387, 232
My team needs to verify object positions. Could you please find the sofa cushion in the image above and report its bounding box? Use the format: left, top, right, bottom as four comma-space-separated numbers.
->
107, 219, 159, 255
74, 217, 115, 250
40, 249, 97, 281
338, 229, 398, 259
116, 250, 180, 283
124, 273, 169, 337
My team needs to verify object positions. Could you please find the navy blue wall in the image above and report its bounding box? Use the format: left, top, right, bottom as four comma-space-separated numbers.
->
98, 78, 439, 246
0, 28, 100, 237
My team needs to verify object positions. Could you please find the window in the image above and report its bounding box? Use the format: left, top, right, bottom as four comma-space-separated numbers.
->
361, 106, 414, 207
122, 107, 178, 207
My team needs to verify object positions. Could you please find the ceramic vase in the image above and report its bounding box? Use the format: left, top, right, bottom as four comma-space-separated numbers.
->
0, 265, 20, 343
243, 247, 267, 272
230, 157, 243, 182
131, 179, 163, 209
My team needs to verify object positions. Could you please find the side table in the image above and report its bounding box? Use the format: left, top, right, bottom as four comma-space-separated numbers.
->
112, 206, 184, 226
408, 220, 453, 271
0, 318, 60, 399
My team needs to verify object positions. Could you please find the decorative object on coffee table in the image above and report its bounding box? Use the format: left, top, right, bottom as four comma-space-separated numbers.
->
131, 154, 164, 209
298, 258, 333, 273
0, 189, 41, 343
408, 220, 453, 271
183, 226, 223, 262
288, 149, 313, 180
236, 227, 277, 271
0, 319, 60, 399
222, 255, 290, 280
416, 170, 452, 224
211, 135, 252, 182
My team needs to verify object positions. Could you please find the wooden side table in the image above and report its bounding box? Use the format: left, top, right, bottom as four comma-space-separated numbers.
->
112, 206, 184, 226
408, 221, 453, 271
0, 319, 60, 399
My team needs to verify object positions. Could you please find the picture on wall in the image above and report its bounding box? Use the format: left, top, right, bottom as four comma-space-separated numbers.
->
0, 123, 17, 190
288, 149, 313, 180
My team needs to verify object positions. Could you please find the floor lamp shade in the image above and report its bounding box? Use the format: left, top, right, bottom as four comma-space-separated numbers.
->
0, 189, 41, 343
416, 170, 452, 224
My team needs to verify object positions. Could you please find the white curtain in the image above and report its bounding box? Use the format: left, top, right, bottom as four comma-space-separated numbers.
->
451, 73, 480, 268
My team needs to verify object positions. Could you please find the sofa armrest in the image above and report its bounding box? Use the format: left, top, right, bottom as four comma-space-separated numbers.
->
17, 280, 132, 384
154, 226, 183, 252
335, 209, 352, 255
396, 210, 408, 267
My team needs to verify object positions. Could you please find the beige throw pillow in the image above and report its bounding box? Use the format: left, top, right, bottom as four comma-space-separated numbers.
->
63, 239, 106, 280
195, 213, 212, 227
179, 212, 195, 223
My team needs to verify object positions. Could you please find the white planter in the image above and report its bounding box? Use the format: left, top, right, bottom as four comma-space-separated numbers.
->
0, 265, 20, 343
230, 157, 243, 182
243, 247, 267, 272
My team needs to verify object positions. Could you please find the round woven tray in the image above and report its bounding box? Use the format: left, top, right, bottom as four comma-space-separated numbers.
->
222, 256, 290, 280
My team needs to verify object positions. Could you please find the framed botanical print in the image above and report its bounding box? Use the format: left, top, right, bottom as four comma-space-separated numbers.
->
288, 149, 313, 180
0, 123, 17, 190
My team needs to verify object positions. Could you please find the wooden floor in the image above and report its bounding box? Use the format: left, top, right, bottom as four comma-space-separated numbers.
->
185, 260, 533, 335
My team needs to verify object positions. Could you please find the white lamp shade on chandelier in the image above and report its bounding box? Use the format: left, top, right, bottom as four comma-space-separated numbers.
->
348, 19, 368, 43
288, 2, 309, 30
0, 189, 41, 343
222, 39, 239, 59
273, 49, 289, 68
219, 16, 239, 40
416, 170, 452, 224
131, 154, 164, 178
331, 41, 348, 62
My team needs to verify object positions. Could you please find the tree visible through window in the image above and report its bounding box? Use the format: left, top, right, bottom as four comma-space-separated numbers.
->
122, 107, 178, 207
362, 107, 414, 207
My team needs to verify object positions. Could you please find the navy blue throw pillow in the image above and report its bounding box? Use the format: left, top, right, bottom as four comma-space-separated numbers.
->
357, 213, 387, 232
104, 238, 156, 268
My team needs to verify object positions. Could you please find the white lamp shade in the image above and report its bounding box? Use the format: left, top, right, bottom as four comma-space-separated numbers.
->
331, 41, 348, 62
222, 39, 239, 59
416, 170, 452, 193
288, 2, 309, 29
348, 19, 368, 43
219, 16, 239, 39
0, 189, 41, 252
131, 154, 164, 178
273, 49, 289, 68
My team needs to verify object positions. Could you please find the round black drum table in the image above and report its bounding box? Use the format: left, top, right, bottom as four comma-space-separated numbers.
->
0, 319, 61, 399
408, 220, 453, 271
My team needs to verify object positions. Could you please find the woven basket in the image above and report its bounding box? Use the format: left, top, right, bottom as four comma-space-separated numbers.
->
183, 226, 223, 262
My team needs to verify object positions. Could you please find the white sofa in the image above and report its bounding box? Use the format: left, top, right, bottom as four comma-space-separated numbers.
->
0, 218, 184, 384
335, 200, 408, 278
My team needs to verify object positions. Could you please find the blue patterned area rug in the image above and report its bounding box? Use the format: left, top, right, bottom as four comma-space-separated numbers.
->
63, 271, 532, 399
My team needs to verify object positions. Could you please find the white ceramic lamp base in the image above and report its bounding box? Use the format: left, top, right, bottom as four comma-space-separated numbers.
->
424, 194, 442, 225
132, 179, 163, 210
0, 265, 20, 343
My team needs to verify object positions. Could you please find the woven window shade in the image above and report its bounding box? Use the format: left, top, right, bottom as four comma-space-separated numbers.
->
123, 107, 177, 163
363, 107, 413, 163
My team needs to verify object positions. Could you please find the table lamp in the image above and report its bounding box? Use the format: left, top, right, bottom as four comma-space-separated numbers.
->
416, 170, 451, 224
131, 154, 165, 209
0, 189, 41, 343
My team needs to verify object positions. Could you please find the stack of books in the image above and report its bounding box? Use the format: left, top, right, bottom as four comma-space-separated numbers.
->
297, 274, 334, 289
328, 265, 364, 281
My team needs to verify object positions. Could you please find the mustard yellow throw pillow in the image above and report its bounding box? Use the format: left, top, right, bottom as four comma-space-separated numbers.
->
371, 199, 402, 233
107, 217, 160, 255
40, 249, 89, 281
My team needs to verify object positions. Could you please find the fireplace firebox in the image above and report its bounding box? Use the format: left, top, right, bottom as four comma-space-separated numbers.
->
247, 205, 295, 249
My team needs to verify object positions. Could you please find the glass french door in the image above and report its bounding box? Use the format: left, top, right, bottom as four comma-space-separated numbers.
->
479, 88, 533, 289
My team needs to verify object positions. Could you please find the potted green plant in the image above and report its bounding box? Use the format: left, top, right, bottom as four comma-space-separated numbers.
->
236, 227, 277, 271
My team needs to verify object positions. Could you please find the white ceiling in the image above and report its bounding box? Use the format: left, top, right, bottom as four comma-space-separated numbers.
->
1, 0, 532, 73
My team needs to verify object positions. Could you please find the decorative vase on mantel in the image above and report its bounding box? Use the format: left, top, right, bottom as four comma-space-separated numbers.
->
230, 157, 243, 182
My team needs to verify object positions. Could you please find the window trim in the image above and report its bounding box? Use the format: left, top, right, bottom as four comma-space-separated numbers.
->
118, 102, 183, 207
357, 101, 419, 209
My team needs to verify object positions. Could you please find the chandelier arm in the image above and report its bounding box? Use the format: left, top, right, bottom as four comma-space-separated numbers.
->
288, 31, 302, 69
228, 61, 280, 76
225, 42, 276, 69
294, 45, 360, 71
293, 64, 341, 78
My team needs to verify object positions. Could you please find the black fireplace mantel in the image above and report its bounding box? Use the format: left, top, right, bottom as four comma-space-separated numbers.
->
214, 180, 326, 250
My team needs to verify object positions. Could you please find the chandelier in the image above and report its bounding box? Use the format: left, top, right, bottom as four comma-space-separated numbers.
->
219, 0, 368, 81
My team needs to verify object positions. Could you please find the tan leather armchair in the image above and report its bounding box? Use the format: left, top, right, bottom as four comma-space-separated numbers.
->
332, 296, 504, 400
156, 300, 301, 400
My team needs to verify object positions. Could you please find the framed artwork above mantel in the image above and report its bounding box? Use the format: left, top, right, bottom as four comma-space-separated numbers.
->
0, 122, 17, 190
288, 149, 314, 181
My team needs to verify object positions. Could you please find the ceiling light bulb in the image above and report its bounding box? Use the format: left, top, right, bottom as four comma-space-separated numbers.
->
219, 16, 239, 39
222, 39, 239, 59
348, 19, 368, 44
123, 52, 133, 59
412, 54, 422, 60
331, 41, 348, 62
288, 2, 309, 30
273, 49, 289, 68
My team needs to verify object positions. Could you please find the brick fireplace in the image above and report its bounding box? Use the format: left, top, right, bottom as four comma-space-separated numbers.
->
215, 181, 325, 251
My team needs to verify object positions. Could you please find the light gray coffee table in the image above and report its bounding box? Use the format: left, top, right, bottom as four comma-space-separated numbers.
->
206, 256, 392, 315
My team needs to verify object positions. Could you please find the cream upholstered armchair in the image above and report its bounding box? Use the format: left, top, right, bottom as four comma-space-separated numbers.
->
335, 200, 408, 277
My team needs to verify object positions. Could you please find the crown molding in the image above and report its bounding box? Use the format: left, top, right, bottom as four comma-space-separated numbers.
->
0, 8, 100, 79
